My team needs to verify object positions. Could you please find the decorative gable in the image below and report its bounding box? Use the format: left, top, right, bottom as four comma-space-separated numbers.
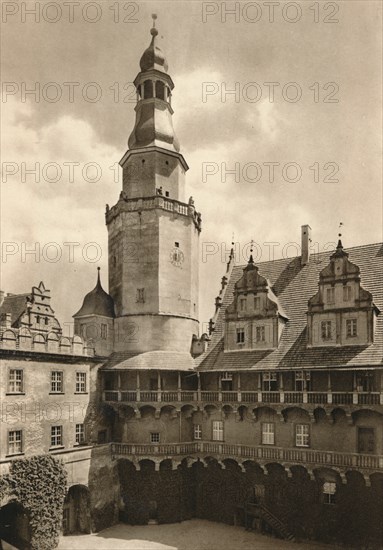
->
224, 256, 288, 351
307, 241, 379, 347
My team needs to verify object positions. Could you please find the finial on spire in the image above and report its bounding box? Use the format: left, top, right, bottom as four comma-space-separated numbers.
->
151, 13, 158, 36
337, 222, 344, 249
97, 267, 101, 286
248, 239, 254, 264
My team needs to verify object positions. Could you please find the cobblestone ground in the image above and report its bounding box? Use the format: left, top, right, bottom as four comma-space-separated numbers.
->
57, 519, 337, 550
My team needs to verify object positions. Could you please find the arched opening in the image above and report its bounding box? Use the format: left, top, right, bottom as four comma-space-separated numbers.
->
0, 501, 31, 549
155, 80, 165, 100
62, 484, 91, 535
143, 80, 152, 99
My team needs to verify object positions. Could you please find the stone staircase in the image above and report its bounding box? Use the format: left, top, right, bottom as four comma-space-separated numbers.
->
258, 504, 295, 541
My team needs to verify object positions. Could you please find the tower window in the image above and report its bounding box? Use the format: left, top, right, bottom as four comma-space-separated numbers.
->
240, 298, 246, 311
155, 80, 165, 100
143, 80, 152, 99
150, 432, 160, 444
175, 242, 179, 248
101, 324, 107, 340
137, 288, 145, 303
165, 191, 169, 197
254, 296, 260, 310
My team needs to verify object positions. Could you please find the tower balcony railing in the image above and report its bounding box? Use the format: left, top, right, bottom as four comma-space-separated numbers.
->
110, 441, 383, 472
103, 390, 383, 406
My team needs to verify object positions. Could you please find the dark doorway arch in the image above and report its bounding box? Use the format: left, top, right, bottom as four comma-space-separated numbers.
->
0, 501, 31, 549
62, 485, 91, 535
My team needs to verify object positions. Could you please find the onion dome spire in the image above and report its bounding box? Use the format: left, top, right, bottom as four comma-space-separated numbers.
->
139, 14, 168, 73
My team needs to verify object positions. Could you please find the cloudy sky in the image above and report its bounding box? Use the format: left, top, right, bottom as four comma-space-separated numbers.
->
1, 0, 382, 334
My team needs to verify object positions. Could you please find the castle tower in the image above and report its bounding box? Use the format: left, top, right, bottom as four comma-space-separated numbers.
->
106, 16, 201, 353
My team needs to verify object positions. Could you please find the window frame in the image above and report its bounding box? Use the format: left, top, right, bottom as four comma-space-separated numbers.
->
261, 422, 275, 445
343, 286, 351, 302
8, 429, 23, 456
50, 370, 64, 394
262, 372, 278, 392
8, 368, 24, 394
323, 481, 336, 505
236, 327, 245, 344
212, 420, 224, 441
75, 423, 85, 445
75, 371, 87, 393
193, 424, 202, 440
326, 287, 335, 304
321, 320, 332, 341
256, 325, 266, 343
346, 318, 357, 338
50, 425, 63, 449
295, 423, 310, 447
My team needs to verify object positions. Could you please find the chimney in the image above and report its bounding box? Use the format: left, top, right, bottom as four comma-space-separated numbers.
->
301, 225, 312, 266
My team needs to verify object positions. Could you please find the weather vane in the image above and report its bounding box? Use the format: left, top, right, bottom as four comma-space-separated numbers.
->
338, 221, 343, 238
231, 232, 235, 247
250, 239, 254, 254
152, 13, 157, 27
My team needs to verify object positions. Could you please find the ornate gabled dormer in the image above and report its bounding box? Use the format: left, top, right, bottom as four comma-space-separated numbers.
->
307, 240, 379, 347
224, 255, 288, 351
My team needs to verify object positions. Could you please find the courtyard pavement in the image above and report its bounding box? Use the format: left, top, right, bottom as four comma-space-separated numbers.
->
57, 519, 337, 550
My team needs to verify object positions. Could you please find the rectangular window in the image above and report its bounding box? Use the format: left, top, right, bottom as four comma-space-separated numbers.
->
236, 328, 245, 344
321, 321, 332, 340
254, 296, 260, 310
294, 371, 311, 392
326, 288, 335, 304
101, 324, 107, 340
323, 482, 336, 505
51, 425, 63, 448
346, 319, 357, 338
75, 372, 87, 393
262, 423, 275, 445
136, 288, 145, 303
194, 424, 202, 440
256, 326, 265, 342
8, 369, 23, 393
8, 430, 22, 455
75, 424, 85, 444
51, 371, 63, 393
356, 373, 373, 392
212, 420, 224, 441
358, 427, 375, 454
240, 298, 246, 311
296, 424, 310, 447
262, 372, 278, 391
343, 286, 351, 302
150, 432, 160, 444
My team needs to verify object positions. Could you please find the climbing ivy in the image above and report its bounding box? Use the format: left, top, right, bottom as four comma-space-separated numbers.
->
1, 455, 67, 550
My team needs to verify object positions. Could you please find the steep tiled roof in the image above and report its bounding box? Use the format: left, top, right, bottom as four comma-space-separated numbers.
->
197, 243, 383, 371
73, 269, 115, 318
102, 350, 196, 371
0, 293, 29, 326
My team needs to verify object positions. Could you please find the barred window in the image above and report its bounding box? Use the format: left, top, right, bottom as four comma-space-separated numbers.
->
51, 425, 63, 448
75, 372, 86, 393
296, 424, 310, 447
51, 371, 63, 393
8, 430, 22, 455
9, 369, 23, 393
75, 424, 85, 444
136, 288, 145, 303
150, 432, 160, 444
262, 423, 275, 445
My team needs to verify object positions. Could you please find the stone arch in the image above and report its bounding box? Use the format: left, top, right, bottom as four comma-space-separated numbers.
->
252, 405, 278, 422
203, 403, 219, 415
160, 404, 178, 419
282, 406, 311, 423
222, 404, 235, 417
138, 405, 157, 418
1, 329, 17, 349
138, 459, 156, 471
32, 333, 46, 351
330, 407, 349, 424
265, 462, 288, 480
47, 331, 59, 352
222, 458, 242, 472
159, 458, 173, 471
18, 327, 32, 349
289, 464, 311, 482
237, 404, 249, 421
313, 407, 327, 423
180, 404, 197, 418
59, 336, 71, 353
63, 484, 91, 535
0, 500, 31, 549
72, 334, 83, 354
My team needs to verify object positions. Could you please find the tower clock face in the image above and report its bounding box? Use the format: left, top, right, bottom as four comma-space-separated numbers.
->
170, 247, 184, 267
